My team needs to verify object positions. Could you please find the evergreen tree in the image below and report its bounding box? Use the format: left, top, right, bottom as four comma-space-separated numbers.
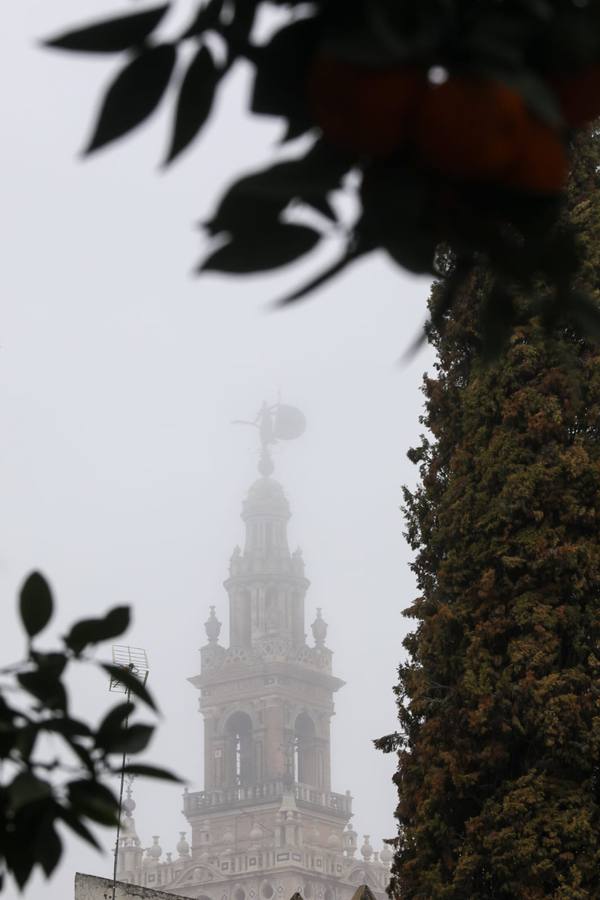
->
379, 130, 600, 898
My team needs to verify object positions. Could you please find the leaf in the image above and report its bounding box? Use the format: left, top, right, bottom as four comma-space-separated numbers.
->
205, 141, 351, 236
86, 44, 177, 153
9, 773, 52, 812
56, 805, 102, 850
201, 223, 321, 274
18, 671, 67, 711
251, 17, 321, 125
165, 45, 218, 164
275, 246, 366, 306
64, 606, 130, 654
35, 822, 62, 877
121, 762, 183, 781
98, 722, 154, 754
96, 702, 135, 745
181, 0, 224, 39
31, 651, 67, 679
45, 6, 170, 53
19, 571, 53, 638
67, 779, 119, 826
101, 663, 157, 710
39, 717, 93, 738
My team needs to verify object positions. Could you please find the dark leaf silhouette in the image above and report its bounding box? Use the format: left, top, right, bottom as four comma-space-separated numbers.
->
86, 44, 177, 153
96, 702, 134, 745
97, 722, 154, 754
36, 823, 62, 877
165, 45, 218, 164
56, 806, 102, 850
45, 5, 170, 54
19, 572, 53, 639
9, 773, 52, 812
181, 0, 223, 39
206, 142, 351, 235
120, 762, 183, 781
101, 663, 157, 710
67, 780, 119, 826
276, 247, 364, 306
17, 671, 67, 712
65, 606, 130, 654
201, 223, 321, 273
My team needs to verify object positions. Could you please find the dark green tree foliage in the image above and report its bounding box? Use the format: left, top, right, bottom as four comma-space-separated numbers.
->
376, 129, 600, 898
0, 572, 180, 892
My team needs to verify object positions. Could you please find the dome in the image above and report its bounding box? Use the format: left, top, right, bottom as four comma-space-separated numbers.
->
243, 477, 290, 519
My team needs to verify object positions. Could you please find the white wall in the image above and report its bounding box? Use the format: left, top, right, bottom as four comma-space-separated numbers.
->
75, 873, 188, 900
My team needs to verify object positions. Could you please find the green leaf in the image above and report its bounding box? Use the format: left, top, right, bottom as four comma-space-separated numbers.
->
201, 223, 321, 274
121, 762, 183, 782
64, 606, 130, 654
98, 722, 154, 754
96, 702, 135, 745
45, 6, 170, 53
18, 671, 67, 711
35, 821, 62, 877
165, 45, 218, 164
86, 44, 177, 153
67, 779, 119, 826
19, 571, 53, 638
9, 773, 52, 812
101, 663, 157, 710
56, 804, 102, 850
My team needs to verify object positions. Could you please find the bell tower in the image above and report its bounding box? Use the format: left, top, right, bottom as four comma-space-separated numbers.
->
113, 404, 391, 899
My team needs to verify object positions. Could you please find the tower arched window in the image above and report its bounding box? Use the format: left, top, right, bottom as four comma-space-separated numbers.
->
294, 712, 317, 786
225, 712, 254, 786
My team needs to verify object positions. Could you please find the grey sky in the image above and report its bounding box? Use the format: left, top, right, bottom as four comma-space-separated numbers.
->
2, 4, 434, 897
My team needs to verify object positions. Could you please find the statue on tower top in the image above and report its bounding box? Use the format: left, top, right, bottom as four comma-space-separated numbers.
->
233, 401, 306, 476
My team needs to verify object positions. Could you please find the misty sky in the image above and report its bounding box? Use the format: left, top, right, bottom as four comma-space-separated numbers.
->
2, 4, 435, 898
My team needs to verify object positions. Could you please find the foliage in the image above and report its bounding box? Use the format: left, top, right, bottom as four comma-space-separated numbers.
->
376, 128, 600, 897
0, 572, 180, 893
46, 0, 600, 339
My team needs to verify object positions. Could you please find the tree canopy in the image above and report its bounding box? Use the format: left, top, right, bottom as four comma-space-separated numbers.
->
376, 127, 600, 897
46, 0, 600, 343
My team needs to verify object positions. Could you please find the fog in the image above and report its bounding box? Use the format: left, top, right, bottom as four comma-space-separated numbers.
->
1, 4, 434, 898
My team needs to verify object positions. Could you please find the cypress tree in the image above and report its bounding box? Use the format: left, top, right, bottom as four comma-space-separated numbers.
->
381, 130, 600, 898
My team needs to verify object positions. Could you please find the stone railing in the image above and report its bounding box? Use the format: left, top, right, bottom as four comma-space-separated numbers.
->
201, 641, 332, 674
183, 781, 352, 818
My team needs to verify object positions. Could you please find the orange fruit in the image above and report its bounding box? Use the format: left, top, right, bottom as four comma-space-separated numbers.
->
548, 64, 600, 128
502, 116, 568, 195
415, 76, 530, 180
307, 54, 427, 157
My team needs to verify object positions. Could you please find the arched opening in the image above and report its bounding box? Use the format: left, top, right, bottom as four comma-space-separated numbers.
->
294, 712, 317, 786
225, 711, 254, 786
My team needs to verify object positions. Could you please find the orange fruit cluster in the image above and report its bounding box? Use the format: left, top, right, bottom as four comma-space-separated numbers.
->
306, 54, 600, 196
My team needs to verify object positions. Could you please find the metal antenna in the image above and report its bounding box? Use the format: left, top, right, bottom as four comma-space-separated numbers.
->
109, 645, 149, 900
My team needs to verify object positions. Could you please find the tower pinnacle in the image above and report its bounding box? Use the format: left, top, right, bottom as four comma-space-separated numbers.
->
233, 400, 306, 478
